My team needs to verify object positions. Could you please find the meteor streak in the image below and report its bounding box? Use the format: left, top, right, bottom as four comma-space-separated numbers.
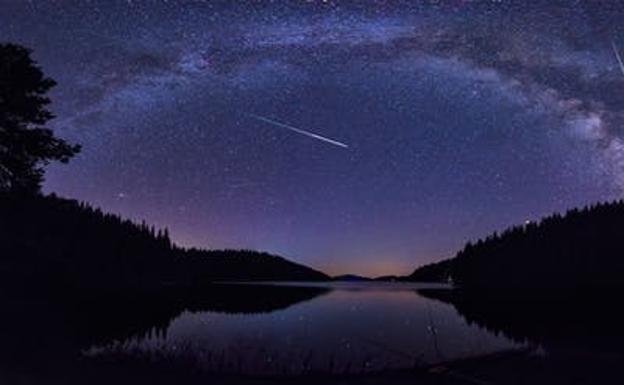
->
247, 113, 349, 149
612, 40, 624, 77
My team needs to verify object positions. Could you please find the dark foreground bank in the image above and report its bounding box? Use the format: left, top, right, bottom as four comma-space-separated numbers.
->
5, 343, 619, 385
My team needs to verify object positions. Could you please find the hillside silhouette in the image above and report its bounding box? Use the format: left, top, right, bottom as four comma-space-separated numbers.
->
405, 259, 453, 283
408, 201, 624, 293
0, 193, 329, 295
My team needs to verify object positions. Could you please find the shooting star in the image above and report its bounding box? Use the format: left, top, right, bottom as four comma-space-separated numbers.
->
612, 40, 624, 77
247, 113, 349, 149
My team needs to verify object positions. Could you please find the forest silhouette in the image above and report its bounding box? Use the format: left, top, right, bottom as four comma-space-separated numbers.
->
0, 193, 328, 295
409, 201, 624, 294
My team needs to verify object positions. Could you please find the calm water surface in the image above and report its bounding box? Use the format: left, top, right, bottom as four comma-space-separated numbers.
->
90, 282, 522, 374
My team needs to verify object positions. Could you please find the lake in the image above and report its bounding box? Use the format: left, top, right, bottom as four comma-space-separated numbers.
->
85, 282, 522, 375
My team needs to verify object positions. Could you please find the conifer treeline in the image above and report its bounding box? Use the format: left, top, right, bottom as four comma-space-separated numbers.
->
408, 200, 624, 291
0, 193, 328, 294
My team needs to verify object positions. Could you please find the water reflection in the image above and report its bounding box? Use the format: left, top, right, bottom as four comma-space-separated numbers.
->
89, 283, 519, 375
0, 284, 329, 376
418, 288, 624, 383
3, 283, 622, 383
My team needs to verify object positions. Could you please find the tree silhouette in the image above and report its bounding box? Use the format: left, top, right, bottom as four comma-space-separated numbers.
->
0, 43, 80, 194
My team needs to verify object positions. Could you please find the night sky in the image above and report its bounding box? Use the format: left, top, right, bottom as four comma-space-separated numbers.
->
3, 1, 624, 276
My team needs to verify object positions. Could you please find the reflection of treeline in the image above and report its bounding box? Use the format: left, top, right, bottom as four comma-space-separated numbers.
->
0, 284, 330, 379
409, 201, 624, 292
58, 285, 331, 349
419, 288, 624, 357
0, 193, 328, 294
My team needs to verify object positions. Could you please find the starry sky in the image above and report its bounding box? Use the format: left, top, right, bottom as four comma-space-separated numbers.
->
3, 1, 624, 276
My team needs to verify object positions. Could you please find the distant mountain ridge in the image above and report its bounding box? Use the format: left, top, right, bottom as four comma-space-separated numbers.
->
332, 274, 372, 281
0, 193, 329, 294
408, 200, 624, 292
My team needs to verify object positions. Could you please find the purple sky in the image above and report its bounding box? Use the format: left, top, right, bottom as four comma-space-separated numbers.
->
2, 1, 624, 276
